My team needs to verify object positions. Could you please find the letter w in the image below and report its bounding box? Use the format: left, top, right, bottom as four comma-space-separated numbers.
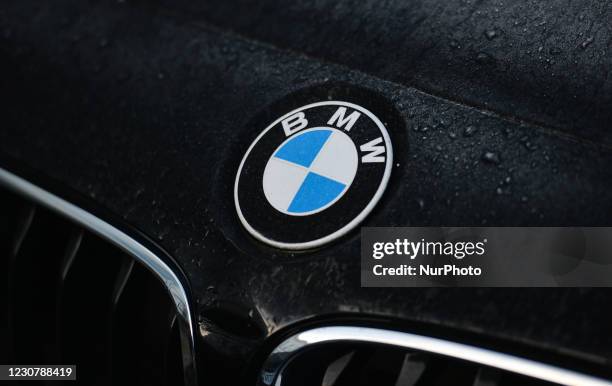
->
360, 137, 386, 163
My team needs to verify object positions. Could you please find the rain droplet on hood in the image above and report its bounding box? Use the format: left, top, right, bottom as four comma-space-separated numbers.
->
464, 126, 478, 137
481, 151, 501, 164
580, 37, 594, 49
484, 29, 499, 40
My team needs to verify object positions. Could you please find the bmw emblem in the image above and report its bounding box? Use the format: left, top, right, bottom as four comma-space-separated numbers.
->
234, 101, 393, 250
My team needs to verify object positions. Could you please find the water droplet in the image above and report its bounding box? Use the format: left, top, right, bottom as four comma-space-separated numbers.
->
481, 151, 501, 164
464, 126, 478, 137
580, 37, 594, 49
416, 198, 425, 210
484, 29, 499, 40
448, 132, 457, 139
496, 187, 503, 195
449, 39, 460, 49
521, 196, 528, 203
158, 222, 170, 237
476, 52, 495, 65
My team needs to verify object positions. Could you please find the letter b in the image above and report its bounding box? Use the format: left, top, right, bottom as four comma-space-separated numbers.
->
282, 112, 308, 136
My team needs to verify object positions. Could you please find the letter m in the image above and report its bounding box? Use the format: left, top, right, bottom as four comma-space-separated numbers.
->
360, 137, 386, 163
327, 107, 361, 132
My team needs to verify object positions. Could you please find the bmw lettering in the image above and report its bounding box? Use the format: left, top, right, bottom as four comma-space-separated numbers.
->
234, 101, 393, 249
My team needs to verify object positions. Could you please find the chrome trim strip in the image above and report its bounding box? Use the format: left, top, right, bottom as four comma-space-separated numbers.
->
0, 168, 197, 386
259, 326, 612, 386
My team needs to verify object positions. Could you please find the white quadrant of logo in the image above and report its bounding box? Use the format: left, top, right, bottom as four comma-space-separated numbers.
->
263, 128, 358, 216
235, 101, 393, 250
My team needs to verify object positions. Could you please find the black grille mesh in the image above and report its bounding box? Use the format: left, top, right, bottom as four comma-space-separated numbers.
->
0, 187, 185, 386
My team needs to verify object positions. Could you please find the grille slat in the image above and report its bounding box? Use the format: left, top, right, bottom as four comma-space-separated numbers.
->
5, 203, 35, 359
9, 205, 35, 262
394, 354, 426, 386
107, 258, 134, 383
162, 315, 185, 385
473, 367, 501, 386
331, 346, 406, 386
59, 230, 83, 283
54, 229, 83, 377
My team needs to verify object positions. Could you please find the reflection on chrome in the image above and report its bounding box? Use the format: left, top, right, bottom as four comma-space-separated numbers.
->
259, 326, 612, 386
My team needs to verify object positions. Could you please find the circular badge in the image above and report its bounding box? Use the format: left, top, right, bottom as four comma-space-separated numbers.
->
235, 101, 393, 250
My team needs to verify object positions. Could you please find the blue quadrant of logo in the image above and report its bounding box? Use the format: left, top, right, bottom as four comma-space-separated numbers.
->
288, 172, 346, 214
274, 129, 332, 168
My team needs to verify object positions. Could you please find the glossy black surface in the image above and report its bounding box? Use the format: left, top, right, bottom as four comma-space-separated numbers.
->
160, 0, 612, 146
1, 0, 612, 383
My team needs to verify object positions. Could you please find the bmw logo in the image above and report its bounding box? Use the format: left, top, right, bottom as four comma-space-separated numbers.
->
235, 101, 393, 250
